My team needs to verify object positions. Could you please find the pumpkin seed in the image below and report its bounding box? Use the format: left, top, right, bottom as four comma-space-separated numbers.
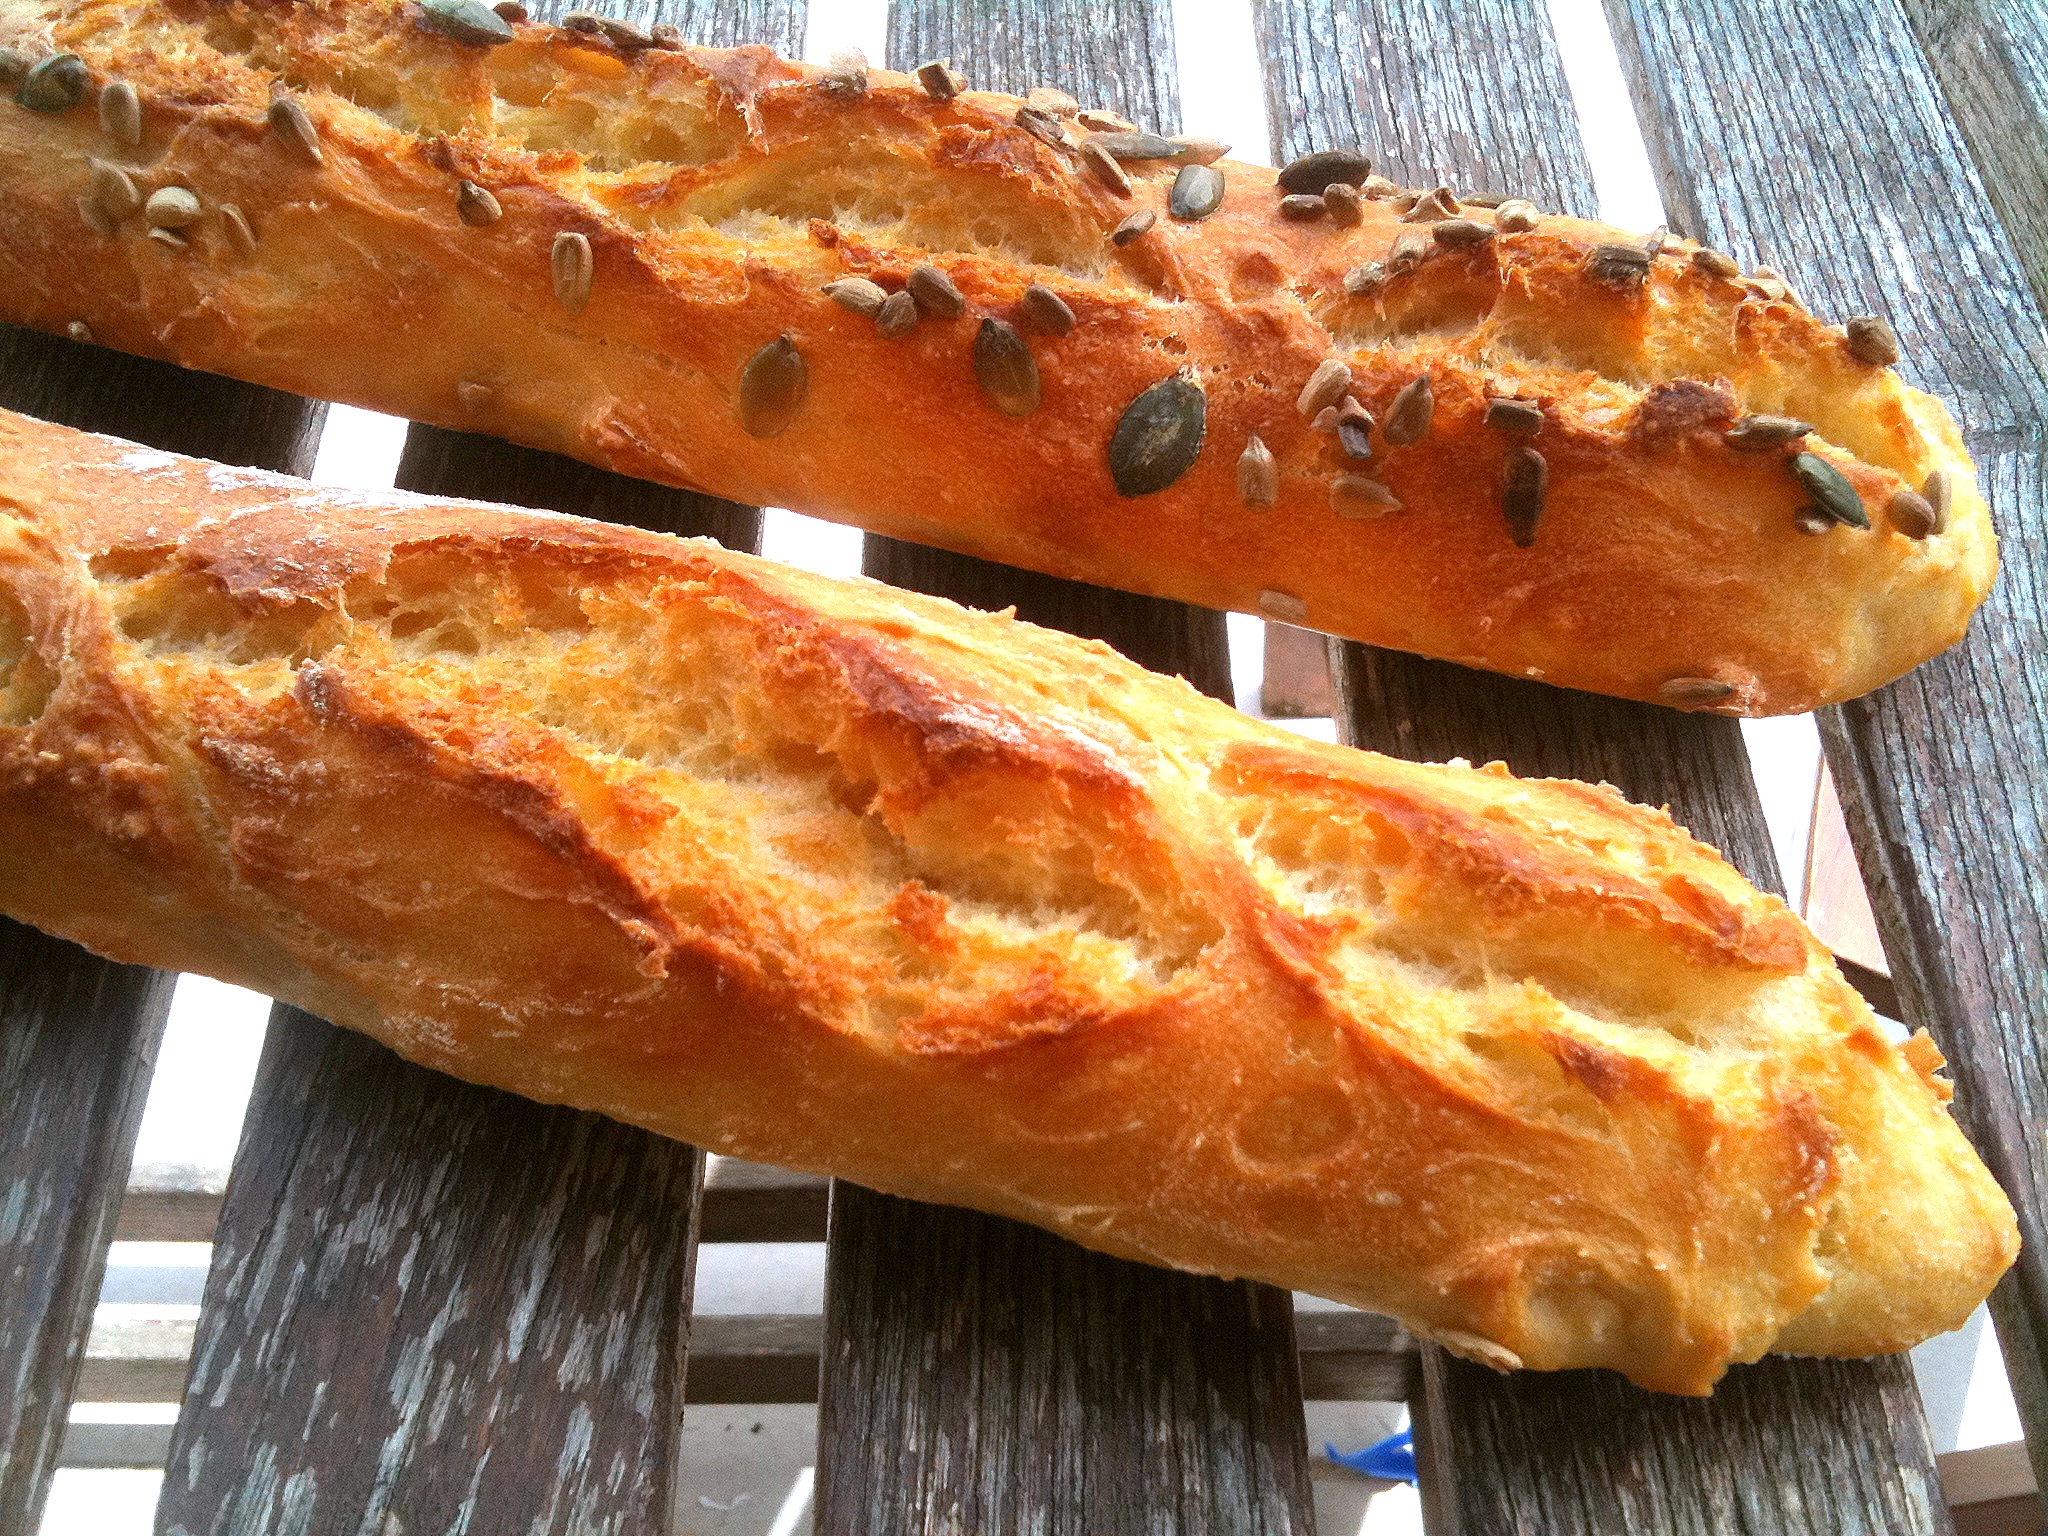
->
98, 79, 140, 147
1238, 435, 1277, 507
1485, 397, 1543, 436
1790, 451, 1868, 528
419, 0, 515, 45
1109, 375, 1206, 496
1502, 446, 1546, 547
1278, 148, 1371, 195
1169, 163, 1224, 221
1657, 677, 1735, 709
17, 53, 88, 113
822, 48, 868, 96
1169, 135, 1228, 165
1111, 209, 1155, 245
1724, 414, 1810, 451
1691, 246, 1739, 278
220, 201, 257, 254
456, 179, 501, 225
88, 159, 140, 222
551, 230, 592, 315
1015, 105, 1074, 155
1296, 358, 1351, 418
1381, 374, 1434, 447
739, 334, 807, 437
823, 276, 887, 317
266, 94, 322, 164
1844, 314, 1900, 367
597, 15, 653, 50
1889, 488, 1938, 539
1434, 218, 1492, 248
1342, 262, 1384, 296
1079, 140, 1132, 196
917, 61, 964, 100
145, 185, 201, 230
875, 290, 919, 337
65, 320, 92, 343
1493, 199, 1538, 232
1279, 193, 1325, 220
1386, 229, 1429, 273
974, 319, 1040, 417
1257, 589, 1307, 623
1323, 182, 1363, 226
1331, 474, 1400, 518
1019, 282, 1075, 336
1923, 468, 1953, 532
1586, 242, 1651, 285
907, 263, 965, 319
1027, 87, 1079, 117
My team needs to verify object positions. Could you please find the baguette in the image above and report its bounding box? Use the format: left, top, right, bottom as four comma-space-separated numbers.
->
0, 0, 1997, 715
0, 406, 2015, 1394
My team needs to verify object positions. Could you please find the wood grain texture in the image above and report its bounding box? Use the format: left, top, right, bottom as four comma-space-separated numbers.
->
819, 1185, 1313, 1535
0, 324, 322, 1533
1257, 1, 1951, 1530
1604, 0, 2048, 1503
153, 1009, 704, 1536
808, 9, 1311, 1532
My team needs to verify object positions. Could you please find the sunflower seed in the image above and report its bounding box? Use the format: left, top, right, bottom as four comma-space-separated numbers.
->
1753, 264, 1800, 304
1027, 86, 1079, 117
1641, 225, 1668, 258
1343, 262, 1385, 296
77, 195, 117, 238
1923, 468, 1953, 532
597, 15, 653, 49
145, 226, 186, 249
1278, 148, 1371, 195
1336, 414, 1374, 460
1587, 241, 1652, 285
88, 159, 140, 222
1493, 198, 1539, 233
145, 185, 201, 229
267, 94, 323, 165
875, 290, 919, 337
1109, 375, 1206, 496
1845, 314, 1900, 367
1111, 208, 1155, 244
823, 276, 887, 317
1311, 404, 1341, 433
739, 334, 807, 437
456, 179, 501, 225
17, 53, 88, 113
1502, 446, 1546, 547
1360, 174, 1400, 199
1793, 508, 1834, 535
1238, 435, 1277, 507
98, 79, 141, 147
1279, 193, 1325, 220
907, 263, 965, 319
551, 230, 592, 315
1079, 139, 1132, 196
562, 10, 602, 30
1019, 282, 1075, 336
1724, 414, 1811, 451
1434, 218, 1492, 249
649, 22, 683, 47
1170, 163, 1225, 221
420, 0, 515, 45
1258, 589, 1307, 623
1691, 246, 1739, 278
493, 1, 528, 19
456, 381, 493, 411
1889, 488, 1938, 539
220, 201, 257, 254
66, 319, 92, 343
0, 48, 27, 86
1297, 358, 1351, 418
1658, 676, 1735, 709
1389, 190, 1419, 213
917, 60, 964, 100
1016, 105, 1074, 155
1169, 135, 1228, 165
1386, 229, 1429, 273
1079, 109, 1136, 132
974, 318, 1040, 417
1791, 451, 1868, 528
1485, 397, 1543, 435
823, 48, 868, 96
1404, 185, 1459, 222
1461, 193, 1506, 208
1331, 474, 1400, 518
1381, 374, 1434, 447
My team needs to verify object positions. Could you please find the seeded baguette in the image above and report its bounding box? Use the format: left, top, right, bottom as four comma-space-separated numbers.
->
0, 407, 2017, 1393
0, 0, 1998, 714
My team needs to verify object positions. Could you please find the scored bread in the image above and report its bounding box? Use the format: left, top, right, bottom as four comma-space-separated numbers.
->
0, 406, 2015, 1394
0, 0, 1998, 715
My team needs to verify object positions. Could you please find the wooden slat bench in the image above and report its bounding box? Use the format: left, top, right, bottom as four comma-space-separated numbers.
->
1, 0, 2043, 1532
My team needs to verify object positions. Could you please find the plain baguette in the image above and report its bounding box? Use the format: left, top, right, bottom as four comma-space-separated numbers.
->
0, 0, 1998, 715
0, 407, 2015, 1394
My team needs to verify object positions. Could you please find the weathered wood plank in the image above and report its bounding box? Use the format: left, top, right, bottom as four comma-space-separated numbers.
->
809, 8, 1312, 1532
1603, 0, 2048, 1501
0, 326, 322, 1533
1256, 0, 1950, 1530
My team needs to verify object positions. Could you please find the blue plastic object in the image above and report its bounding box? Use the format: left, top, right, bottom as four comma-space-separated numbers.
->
1326, 1425, 1416, 1483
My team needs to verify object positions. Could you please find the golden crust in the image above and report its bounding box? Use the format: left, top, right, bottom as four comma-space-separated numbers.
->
0, 0, 1998, 714
0, 407, 2015, 1392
